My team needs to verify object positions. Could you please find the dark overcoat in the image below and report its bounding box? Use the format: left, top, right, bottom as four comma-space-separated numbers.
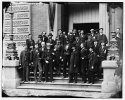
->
88, 51, 98, 72
69, 50, 80, 73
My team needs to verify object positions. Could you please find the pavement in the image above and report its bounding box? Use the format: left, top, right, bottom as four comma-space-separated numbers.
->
2, 89, 115, 98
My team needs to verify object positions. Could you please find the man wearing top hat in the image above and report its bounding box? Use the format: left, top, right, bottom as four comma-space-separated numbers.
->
47, 33, 55, 49
44, 43, 54, 82
62, 38, 72, 78
69, 43, 80, 83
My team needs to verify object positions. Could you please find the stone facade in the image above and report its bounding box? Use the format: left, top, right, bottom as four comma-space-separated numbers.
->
30, 3, 48, 42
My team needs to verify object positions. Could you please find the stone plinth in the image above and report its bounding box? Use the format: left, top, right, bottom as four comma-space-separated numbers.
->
101, 60, 118, 93
2, 60, 21, 89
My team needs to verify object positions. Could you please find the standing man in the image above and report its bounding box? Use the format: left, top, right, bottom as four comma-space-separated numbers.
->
88, 46, 98, 84
47, 33, 55, 49
80, 43, 88, 83
54, 39, 63, 74
32, 43, 42, 83
26, 34, 35, 51
36, 34, 43, 48
69, 43, 80, 83
116, 28, 123, 58
45, 43, 54, 82
19, 45, 30, 83
96, 28, 108, 46
42, 32, 48, 44
62, 38, 72, 78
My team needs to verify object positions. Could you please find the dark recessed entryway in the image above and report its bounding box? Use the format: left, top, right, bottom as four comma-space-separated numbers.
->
73, 23, 99, 34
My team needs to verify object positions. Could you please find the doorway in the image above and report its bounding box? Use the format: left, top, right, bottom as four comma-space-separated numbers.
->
73, 23, 99, 34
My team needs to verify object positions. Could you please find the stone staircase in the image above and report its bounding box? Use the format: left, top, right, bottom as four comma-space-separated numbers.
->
17, 66, 103, 92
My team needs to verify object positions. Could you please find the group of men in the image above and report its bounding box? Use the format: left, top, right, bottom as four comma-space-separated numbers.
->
19, 28, 109, 84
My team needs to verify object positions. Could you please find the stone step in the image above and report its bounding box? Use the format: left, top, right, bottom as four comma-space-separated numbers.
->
29, 76, 103, 83
18, 82, 101, 92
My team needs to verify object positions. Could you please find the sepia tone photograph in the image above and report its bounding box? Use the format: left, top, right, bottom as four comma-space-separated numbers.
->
2, 1, 123, 98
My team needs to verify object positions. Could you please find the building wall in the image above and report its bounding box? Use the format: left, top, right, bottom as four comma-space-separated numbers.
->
109, 6, 123, 39
31, 3, 48, 42
68, 3, 99, 30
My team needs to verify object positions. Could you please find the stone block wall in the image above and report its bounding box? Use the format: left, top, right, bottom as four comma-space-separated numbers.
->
30, 3, 48, 42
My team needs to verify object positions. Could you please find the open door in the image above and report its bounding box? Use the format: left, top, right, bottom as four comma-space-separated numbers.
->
73, 23, 99, 34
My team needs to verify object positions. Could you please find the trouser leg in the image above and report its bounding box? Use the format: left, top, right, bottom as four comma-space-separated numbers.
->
26, 65, 29, 82
69, 73, 73, 82
50, 62, 53, 82
45, 64, 48, 82
74, 73, 77, 83
38, 62, 42, 82
91, 71, 95, 84
88, 70, 91, 83
63, 58, 67, 77
23, 66, 26, 81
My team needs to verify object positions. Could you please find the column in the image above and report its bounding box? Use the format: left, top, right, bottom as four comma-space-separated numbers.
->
99, 3, 109, 43
53, 3, 61, 39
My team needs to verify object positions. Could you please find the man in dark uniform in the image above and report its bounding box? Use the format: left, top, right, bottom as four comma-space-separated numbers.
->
53, 39, 63, 74
45, 43, 54, 82
42, 31, 48, 43
19, 45, 30, 83
80, 43, 88, 83
26, 34, 35, 51
96, 28, 108, 46
69, 43, 80, 83
47, 33, 55, 49
62, 38, 72, 78
88, 46, 98, 84
68, 31, 75, 44
93, 39, 100, 80
32, 43, 42, 82
36, 34, 43, 48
